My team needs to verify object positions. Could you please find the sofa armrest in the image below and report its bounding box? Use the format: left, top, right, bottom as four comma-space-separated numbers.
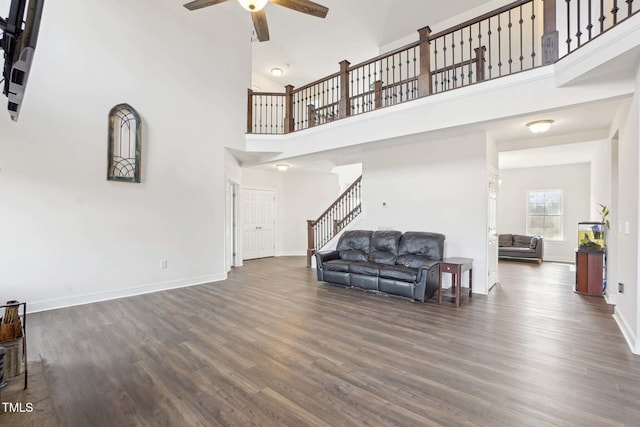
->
535, 236, 544, 260
414, 260, 441, 302
315, 250, 341, 282
315, 250, 340, 266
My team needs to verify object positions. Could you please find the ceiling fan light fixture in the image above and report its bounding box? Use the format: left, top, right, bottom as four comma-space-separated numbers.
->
527, 119, 554, 134
238, 0, 269, 12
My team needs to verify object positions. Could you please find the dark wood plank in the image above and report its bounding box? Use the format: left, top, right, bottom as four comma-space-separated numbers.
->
2, 258, 640, 426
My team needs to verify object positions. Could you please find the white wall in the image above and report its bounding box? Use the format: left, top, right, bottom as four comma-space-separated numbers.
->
0, 0, 250, 312
282, 171, 339, 255
332, 163, 362, 192
590, 141, 612, 219
358, 131, 491, 294
611, 65, 640, 355
498, 163, 591, 263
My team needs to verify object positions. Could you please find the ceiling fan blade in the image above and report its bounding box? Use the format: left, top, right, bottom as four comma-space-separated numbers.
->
183, 0, 230, 11
251, 9, 270, 42
269, 0, 328, 18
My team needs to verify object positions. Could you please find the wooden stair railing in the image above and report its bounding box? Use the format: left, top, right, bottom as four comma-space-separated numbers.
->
307, 176, 362, 267
248, 0, 639, 135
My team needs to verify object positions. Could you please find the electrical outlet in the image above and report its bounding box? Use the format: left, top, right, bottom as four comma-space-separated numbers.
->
618, 282, 624, 293
160, 259, 168, 269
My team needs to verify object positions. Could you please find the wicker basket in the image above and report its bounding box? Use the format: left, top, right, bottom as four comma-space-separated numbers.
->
0, 337, 24, 380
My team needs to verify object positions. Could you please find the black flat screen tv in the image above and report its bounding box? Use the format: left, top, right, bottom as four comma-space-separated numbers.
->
1, 0, 45, 121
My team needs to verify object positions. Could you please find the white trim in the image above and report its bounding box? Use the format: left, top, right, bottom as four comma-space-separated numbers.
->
612, 309, 640, 355
542, 255, 575, 263
27, 274, 226, 314
278, 251, 307, 257
604, 292, 617, 306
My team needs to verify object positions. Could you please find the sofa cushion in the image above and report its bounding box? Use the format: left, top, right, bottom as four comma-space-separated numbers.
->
371, 231, 402, 255
498, 234, 513, 247
396, 254, 431, 269
398, 232, 445, 260
337, 230, 372, 251
513, 234, 532, 247
349, 262, 380, 276
530, 236, 539, 250
379, 265, 418, 282
339, 250, 368, 262
499, 247, 536, 258
368, 251, 396, 265
323, 260, 351, 272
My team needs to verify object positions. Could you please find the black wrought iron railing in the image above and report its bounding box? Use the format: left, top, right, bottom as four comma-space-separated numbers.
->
247, 0, 638, 135
306, 176, 362, 266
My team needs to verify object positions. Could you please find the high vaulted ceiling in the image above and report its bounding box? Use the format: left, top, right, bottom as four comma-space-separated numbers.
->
248, 0, 496, 89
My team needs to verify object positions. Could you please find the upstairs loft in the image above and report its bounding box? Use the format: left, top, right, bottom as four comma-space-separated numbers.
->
243, 0, 640, 162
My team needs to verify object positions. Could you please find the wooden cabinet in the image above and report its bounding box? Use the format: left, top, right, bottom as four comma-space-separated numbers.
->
575, 251, 604, 296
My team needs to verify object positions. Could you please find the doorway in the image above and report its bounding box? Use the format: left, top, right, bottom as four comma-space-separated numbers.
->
241, 188, 276, 260
488, 168, 499, 289
226, 180, 240, 272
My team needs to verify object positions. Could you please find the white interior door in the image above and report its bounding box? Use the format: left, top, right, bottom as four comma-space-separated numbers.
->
242, 188, 276, 260
487, 172, 499, 289
225, 180, 239, 272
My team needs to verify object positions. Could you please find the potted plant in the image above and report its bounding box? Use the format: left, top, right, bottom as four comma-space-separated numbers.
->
592, 203, 610, 241
597, 203, 610, 230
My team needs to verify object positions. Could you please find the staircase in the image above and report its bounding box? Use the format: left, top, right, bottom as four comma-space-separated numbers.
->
306, 176, 362, 266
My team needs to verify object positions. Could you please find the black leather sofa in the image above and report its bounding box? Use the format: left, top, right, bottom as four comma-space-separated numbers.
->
315, 230, 445, 301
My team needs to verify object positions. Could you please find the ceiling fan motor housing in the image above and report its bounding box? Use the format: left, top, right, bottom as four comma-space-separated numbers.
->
238, 0, 268, 12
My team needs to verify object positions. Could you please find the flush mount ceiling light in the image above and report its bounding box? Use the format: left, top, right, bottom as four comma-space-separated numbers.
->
238, 0, 268, 12
527, 119, 554, 134
270, 67, 283, 77
276, 164, 289, 171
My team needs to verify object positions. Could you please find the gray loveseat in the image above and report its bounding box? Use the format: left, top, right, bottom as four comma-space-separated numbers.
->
315, 230, 445, 301
498, 234, 544, 263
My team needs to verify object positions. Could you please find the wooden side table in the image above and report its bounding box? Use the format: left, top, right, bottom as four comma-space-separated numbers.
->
439, 258, 473, 307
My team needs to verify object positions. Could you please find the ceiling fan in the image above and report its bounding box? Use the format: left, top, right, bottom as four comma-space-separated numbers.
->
183, 0, 329, 42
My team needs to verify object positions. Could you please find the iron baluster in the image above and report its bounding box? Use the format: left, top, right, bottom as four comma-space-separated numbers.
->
566, 0, 572, 52
487, 19, 492, 80
509, 9, 513, 73
531, 2, 536, 68
497, 13, 503, 76
519, 6, 524, 71
451, 31, 456, 88
434, 37, 439, 93
588, 0, 594, 40
577, 0, 582, 47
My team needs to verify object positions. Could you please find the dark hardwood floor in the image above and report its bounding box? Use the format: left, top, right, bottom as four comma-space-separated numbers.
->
2, 258, 640, 426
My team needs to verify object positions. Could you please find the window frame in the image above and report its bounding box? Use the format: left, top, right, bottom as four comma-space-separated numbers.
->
526, 189, 564, 241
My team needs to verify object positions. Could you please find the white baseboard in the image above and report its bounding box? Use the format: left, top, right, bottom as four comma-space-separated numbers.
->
278, 251, 307, 257
543, 256, 575, 263
613, 309, 640, 355
604, 292, 617, 305
27, 273, 227, 313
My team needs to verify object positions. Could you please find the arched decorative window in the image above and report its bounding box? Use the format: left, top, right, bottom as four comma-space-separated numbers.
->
108, 103, 142, 183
